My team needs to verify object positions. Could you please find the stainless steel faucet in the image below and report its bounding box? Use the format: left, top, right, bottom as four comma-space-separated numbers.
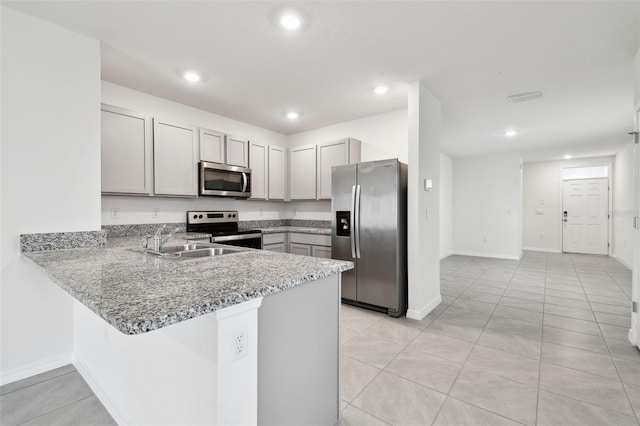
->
142, 226, 180, 254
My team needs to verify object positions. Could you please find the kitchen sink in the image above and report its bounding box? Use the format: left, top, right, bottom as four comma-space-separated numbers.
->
157, 243, 215, 254
170, 247, 244, 259
130, 242, 248, 260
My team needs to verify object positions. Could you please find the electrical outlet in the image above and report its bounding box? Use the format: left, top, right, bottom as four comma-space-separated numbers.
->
231, 326, 248, 361
152, 208, 160, 219
110, 208, 120, 219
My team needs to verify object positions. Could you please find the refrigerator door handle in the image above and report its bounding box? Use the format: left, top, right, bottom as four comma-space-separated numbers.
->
350, 185, 357, 258
355, 184, 362, 258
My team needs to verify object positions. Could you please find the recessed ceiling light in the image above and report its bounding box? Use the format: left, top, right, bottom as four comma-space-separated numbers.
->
504, 129, 517, 138
374, 86, 388, 95
287, 111, 299, 120
183, 71, 201, 82
564, 154, 572, 160
280, 14, 301, 30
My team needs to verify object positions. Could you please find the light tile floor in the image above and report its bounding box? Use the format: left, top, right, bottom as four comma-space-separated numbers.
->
1, 252, 638, 425
339, 252, 640, 426
0, 365, 116, 425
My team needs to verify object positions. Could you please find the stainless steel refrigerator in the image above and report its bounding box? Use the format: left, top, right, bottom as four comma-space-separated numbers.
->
331, 158, 408, 317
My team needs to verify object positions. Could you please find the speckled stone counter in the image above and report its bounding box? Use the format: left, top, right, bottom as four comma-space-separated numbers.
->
259, 226, 331, 235
23, 237, 352, 335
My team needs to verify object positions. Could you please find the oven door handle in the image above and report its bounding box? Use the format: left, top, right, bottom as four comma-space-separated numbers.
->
211, 234, 261, 242
241, 172, 248, 193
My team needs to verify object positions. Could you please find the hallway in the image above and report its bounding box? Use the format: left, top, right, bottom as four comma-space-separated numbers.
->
340, 252, 639, 425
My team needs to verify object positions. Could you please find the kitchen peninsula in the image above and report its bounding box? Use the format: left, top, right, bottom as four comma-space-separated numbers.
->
22, 232, 352, 426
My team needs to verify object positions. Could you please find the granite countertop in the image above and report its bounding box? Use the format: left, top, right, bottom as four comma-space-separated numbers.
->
23, 236, 352, 335
259, 226, 331, 235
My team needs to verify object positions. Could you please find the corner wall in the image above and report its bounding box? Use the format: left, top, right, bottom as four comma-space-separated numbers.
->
453, 153, 523, 259
440, 154, 453, 258
613, 143, 634, 268
1, 7, 101, 382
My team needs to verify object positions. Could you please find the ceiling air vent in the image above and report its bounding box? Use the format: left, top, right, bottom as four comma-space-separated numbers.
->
507, 90, 543, 103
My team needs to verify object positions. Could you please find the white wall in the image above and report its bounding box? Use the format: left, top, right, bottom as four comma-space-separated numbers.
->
406, 82, 441, 319
288, 109, 409, 163
522, 156, 614, 253
453, 153, 523, 259
101, 82, 291, 224
613, 143, 634, 268
1, 7, 101, 382
440, 154, 453, 258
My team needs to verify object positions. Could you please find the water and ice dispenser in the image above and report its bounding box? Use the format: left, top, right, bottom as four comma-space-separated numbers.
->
336, 211, 351, 237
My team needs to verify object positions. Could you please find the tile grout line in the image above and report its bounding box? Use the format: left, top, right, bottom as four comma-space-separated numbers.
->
428, 257, 501, 425
14, 394, 96, 426
0, 370, 76, 397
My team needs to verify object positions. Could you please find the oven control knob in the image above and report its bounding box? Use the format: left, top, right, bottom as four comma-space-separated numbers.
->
228, 214, 232, 218
193, 215, 197, 219
233, 214, 237, 218
199, 215, 203, 219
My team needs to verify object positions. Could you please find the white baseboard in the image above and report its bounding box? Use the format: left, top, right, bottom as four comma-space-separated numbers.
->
74, 355, 132, 426
0, 353, 74, 386
627, 327, 638, 348
439, 251, 454, 260
523, 246, 562, 253
452, 250, 521, 260
407, 295, 442, 321
611, 253, 633, 270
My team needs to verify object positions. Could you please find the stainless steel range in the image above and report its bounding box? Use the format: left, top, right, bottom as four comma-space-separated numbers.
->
186, 211, 262, 249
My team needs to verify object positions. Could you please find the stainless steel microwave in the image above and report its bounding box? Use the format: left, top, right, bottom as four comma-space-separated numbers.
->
199, 162, 251, 198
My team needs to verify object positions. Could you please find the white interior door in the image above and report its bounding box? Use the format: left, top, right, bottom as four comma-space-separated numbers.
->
562, 178, 609, 255
632, 111, 639, 349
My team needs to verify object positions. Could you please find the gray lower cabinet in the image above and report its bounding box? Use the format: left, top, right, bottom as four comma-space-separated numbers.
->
262, 233, 286, 252
263, 242, 286, 253
311, 245, 332, 259
288, 233, 331, 258
289, 242, 312, 256
262, 232, 332, 258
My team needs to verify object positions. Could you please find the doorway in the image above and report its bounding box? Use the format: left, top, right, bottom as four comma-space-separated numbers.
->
562, 177, 609, 255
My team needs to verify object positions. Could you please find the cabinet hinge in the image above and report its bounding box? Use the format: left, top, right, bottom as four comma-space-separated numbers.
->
629, 131, 639, 144
633, 301, 638, 313
607, 242, 610, 248
635, 217, 640, 229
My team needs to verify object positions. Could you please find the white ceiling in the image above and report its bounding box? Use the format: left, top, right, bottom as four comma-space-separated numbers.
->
5, 1, 640, 161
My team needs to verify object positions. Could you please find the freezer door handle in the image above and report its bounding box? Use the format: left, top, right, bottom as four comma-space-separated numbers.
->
355, 184, 361, 258
350, 185, 356, 258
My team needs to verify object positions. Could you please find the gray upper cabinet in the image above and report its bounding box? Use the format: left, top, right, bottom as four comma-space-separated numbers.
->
199, 128, 225, 164
268, 145, 286, 200
226, 136, 249, 167
290, 145, 317, 200
153, 118, 198, 197
249, 141, 268, 199
317, 138, 361, 200
101, 104, 152, 195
